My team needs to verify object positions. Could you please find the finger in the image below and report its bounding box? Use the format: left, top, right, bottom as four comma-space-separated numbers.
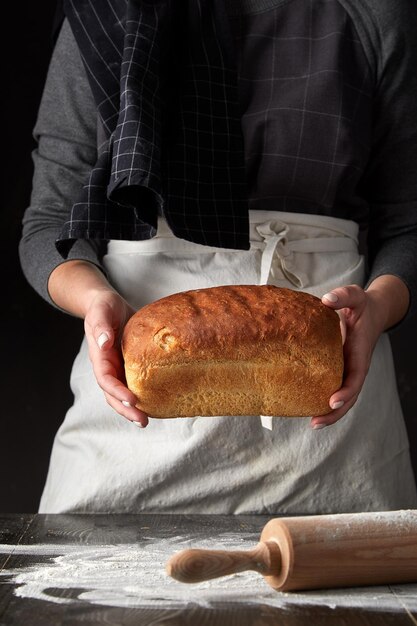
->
89, 343, 149, 425
330, 365, 367, 408
310, 393, 359, 429
335, 309, 347, 344
311, 358, 366, 428
322, 284, 366, 314
92, 349, 139, 406
311, 335, 370, 428
98, 369, 138, 405
85, 331, 141, 406
104, 391, 149, 427
331, 327, 371, 406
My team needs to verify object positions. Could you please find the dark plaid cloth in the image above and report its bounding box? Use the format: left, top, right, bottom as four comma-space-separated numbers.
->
56, 0, 249, 257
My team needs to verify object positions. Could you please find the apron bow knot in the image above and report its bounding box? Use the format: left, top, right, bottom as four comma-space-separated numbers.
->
255, 220, 307, 288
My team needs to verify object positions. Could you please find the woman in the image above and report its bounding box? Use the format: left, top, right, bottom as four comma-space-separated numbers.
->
20, 0, 417, 513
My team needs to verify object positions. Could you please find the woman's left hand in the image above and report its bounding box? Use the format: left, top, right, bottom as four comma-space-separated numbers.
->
310, 276, 409, 429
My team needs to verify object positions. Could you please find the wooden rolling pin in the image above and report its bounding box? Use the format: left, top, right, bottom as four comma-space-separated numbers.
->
166, 510, 417, 591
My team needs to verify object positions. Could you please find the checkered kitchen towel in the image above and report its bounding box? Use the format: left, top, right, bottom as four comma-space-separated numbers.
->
56, 0, 250, 257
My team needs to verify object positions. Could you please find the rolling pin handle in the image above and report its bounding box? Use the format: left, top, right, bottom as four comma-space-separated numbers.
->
166, 540, 282, 584
254, 540, 282, 576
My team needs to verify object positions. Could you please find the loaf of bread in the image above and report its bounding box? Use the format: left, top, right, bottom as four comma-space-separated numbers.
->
122, 285, 343, 418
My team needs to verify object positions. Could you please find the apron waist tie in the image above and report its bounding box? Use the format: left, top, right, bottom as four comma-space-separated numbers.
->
254, 219, 357, 288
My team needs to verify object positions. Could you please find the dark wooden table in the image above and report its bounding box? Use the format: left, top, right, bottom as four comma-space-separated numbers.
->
1, 514, 416, 625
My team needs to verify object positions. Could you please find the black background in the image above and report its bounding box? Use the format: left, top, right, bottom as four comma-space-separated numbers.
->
1, 2, 416, 512
2, 1, 84, 512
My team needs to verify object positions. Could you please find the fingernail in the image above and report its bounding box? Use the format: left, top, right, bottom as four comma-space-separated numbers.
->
331, 400, 345, 410
323, 292, 338, 303
132, 421, 144, 428
312, 423, 327, 430
97, 332, 109, 349
122, 400, 132, 408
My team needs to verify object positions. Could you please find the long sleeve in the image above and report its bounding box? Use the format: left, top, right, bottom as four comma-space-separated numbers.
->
19, 19, 105, 309
359, 0, 417, 321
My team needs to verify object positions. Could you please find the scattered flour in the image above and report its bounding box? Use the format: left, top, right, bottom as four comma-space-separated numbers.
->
1, 532, 416, 611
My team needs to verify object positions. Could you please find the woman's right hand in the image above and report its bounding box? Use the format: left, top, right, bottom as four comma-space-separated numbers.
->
48, 260, 149, 427
84, 290, 149, 427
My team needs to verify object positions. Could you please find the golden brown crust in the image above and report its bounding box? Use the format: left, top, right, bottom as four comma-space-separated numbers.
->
122, 285, 343, 418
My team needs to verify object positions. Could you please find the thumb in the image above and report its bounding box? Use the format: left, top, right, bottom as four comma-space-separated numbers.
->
84, 300, 116, 351
321, 284, 366, 311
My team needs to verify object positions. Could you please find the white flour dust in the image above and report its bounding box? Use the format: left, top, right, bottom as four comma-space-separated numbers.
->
1, 533, 416, 611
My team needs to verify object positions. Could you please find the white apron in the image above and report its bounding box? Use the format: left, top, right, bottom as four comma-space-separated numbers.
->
39, 211, 417, 514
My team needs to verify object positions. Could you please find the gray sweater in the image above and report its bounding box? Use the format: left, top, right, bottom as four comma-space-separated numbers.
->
19, 0, 417, 320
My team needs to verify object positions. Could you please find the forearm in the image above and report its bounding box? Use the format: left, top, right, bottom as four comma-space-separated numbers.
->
365, 274, 410, 333
48, 260, 116, 318
19, 17, 101, 309
367, 229, 417, 324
